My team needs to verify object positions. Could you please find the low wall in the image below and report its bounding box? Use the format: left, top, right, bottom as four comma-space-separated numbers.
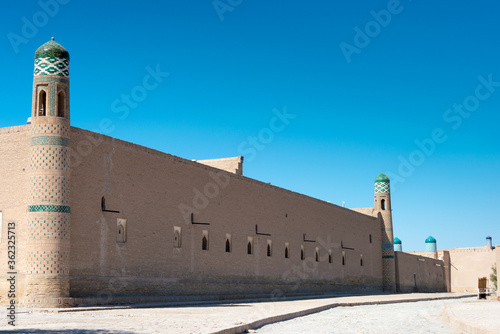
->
395, 252, 446, 293
441, 246, 496, 292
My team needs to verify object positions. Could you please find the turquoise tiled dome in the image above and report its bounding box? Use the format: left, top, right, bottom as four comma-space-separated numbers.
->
374, 173, 390, 193
425, 236, 436, 243
34, 38, 69, 77
394, 237, 402, 251
35, 38, 69, 60
375, 173, 389, 183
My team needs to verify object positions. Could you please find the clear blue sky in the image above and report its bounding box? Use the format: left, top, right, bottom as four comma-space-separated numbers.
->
2, 0, 499, 252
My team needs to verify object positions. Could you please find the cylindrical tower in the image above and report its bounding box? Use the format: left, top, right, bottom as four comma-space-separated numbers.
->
486, 236, 493, 249
374, 173, 396, 291
22, 38, 71, 307
425, 236, 437, 259
394, 237, 402, 252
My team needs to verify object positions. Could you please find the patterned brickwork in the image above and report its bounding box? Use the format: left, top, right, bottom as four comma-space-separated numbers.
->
26, 250, 69, 275
29, 175, 70, 204
49, 81, 55, 116
34, 56, 69, 77
27, 213, 70, 240
374, 181, 390, 193
426, 242, 437, 253
31, 136, 70, 147
32, 123, 70, 136
380, 210, 395, 291
28, 204, 71, 213
382, 240, 393, 250
34, 76, 68, 84
382, 258, 396, 289
30, 146, 70, 171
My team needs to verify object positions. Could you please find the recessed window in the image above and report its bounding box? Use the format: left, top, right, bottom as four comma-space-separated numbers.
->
284, 242, 290, 259
225, 233, 232, 253
328, 250, 332, 263
342, 251, 346, 266
57, 91, 65, 117
116, 218, 127, 243
174, 226, 181, 248
360, 255, 364, 266
38, 90, 47, 116
247, 237, 253, 255
381, 199, 386, 210
300, 245, 305, 261
369, 234, 372, 244
315, 247, 320, 262
267, 239, 272, 257
202, 230, 209, 250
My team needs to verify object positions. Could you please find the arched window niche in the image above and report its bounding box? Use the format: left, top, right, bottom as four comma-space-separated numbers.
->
57, 90, 65, 117
247, 237, 253, 255
202, 230, 209, 250
266, 239, 272, 257
225, 234, 232, 253
38, 90, 47, 116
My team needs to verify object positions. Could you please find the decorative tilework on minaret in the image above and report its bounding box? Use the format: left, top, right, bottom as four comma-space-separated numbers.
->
425, 236, 437, 259
394, 237, 402, 252
374, 173, 396, 292
23, 38, 72, 307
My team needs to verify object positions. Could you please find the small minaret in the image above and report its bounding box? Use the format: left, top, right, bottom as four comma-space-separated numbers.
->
394, 237, 402, 252
425, 236, 437, 259
22, 38, 71, 307
486, 236, 493, 249
374, 173, 396, 291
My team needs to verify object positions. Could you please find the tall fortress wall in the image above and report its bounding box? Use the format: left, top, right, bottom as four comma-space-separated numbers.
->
0, 39, 437, 308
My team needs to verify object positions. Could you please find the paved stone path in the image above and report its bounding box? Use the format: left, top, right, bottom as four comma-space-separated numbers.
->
0, 292, 496, 334
255, 298, 463, 334
445, 299, 500, 334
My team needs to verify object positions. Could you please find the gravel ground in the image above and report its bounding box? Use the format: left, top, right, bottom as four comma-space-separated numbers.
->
254, 299, 470, 334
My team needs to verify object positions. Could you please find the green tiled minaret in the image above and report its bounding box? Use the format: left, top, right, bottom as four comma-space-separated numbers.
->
23, 38, 72, 307
374, 173, 396, 292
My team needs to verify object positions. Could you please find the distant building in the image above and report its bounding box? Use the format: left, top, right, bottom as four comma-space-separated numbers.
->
408, 236, 498, 292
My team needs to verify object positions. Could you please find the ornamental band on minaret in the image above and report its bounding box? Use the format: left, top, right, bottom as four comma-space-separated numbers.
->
23, 38, 72, 306
374, 173, 396, 291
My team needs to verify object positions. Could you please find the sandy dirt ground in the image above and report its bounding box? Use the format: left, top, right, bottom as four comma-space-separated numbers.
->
0, 293, 496, 334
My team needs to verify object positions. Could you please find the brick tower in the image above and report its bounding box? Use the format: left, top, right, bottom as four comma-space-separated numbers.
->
374, 173, 396, 292
22, 38, 72, 307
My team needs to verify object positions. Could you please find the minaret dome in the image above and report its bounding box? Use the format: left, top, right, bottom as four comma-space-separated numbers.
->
394, 237, 402, 252
34, 37, 69, 77
32, 37, 70, 119
374, 173, 390, 193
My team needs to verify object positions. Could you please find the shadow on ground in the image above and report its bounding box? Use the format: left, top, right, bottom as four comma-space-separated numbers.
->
0, 330, 135, 334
